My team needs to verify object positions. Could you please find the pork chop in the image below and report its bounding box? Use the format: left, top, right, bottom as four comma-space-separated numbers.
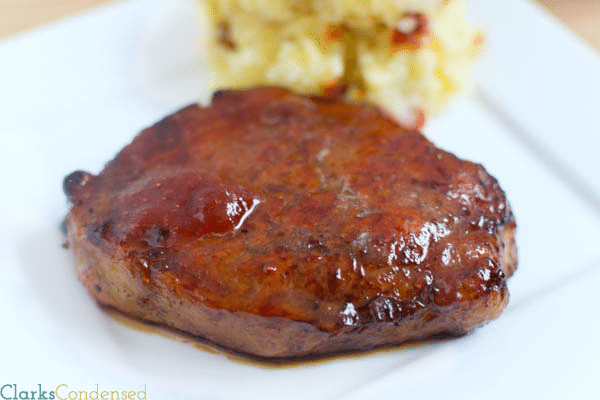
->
63, 87, 517, 360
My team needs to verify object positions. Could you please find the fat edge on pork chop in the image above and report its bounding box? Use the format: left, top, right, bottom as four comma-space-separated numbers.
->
63, 87, 517, 360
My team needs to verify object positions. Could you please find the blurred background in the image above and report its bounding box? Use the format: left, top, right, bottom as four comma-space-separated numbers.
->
0, 0, 599, 51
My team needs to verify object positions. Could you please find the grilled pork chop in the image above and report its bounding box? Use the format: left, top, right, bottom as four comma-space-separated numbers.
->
64, 87, 516, 360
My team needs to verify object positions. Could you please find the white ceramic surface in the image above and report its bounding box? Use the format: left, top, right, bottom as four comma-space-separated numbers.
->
1, 0, 599, 398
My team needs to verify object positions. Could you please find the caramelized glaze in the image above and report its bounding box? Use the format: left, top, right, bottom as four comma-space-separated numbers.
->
65, 87, 516, 359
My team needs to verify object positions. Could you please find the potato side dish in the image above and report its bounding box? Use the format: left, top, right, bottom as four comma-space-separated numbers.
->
199, 0, 482, 127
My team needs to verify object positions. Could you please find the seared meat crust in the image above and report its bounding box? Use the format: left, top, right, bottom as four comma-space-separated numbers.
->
64, 87, 516, 360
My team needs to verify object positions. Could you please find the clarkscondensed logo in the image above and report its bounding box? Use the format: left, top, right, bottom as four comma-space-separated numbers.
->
0, 384, 147, 400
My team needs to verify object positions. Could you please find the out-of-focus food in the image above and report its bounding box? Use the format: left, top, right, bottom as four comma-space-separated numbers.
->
64, 87, 516, 361
199, 0, 483, 127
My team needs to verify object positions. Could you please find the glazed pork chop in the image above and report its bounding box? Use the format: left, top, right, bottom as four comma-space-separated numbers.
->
64, 87, 516, 360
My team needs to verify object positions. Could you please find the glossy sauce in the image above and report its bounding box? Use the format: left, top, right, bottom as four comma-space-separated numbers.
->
66, 87, 516, 359
112, 170, 260, 244
104, 304, 457, 367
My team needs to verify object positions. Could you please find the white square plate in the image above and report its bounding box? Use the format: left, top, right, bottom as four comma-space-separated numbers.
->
1, 0, 599, 398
